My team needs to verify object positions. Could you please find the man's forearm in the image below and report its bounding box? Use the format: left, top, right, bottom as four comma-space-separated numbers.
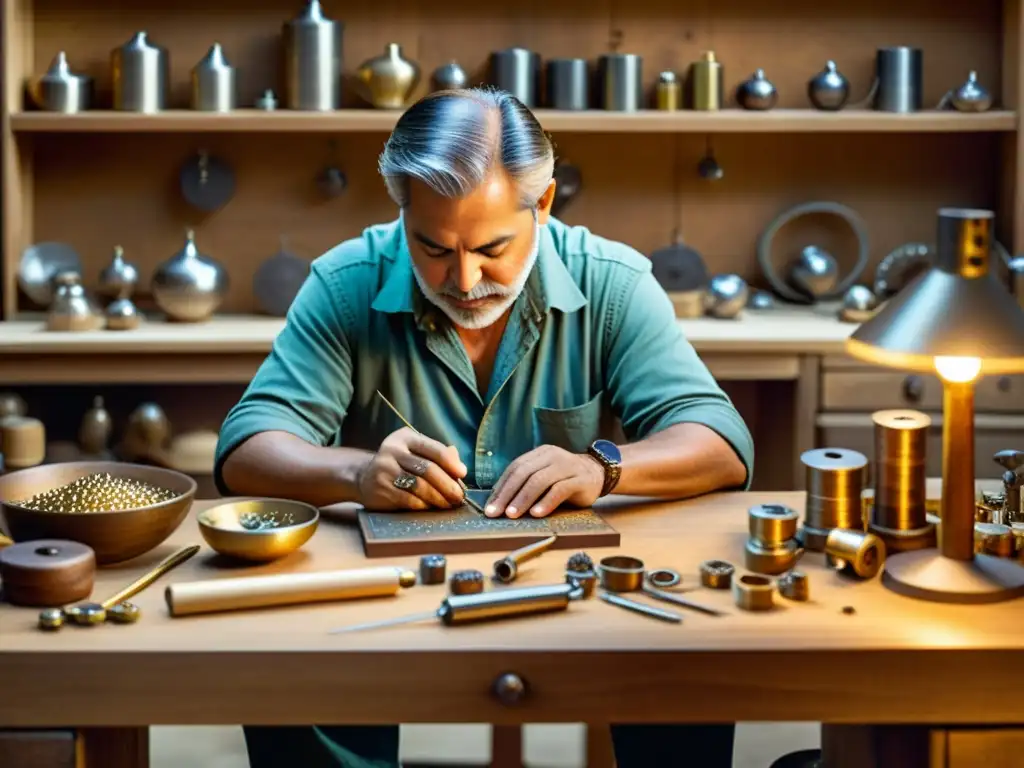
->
220, 431, 373, 507
614, 422, 748, 499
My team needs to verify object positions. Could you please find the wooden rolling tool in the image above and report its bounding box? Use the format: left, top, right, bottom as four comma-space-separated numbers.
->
165, 565, 418, 617
0, 539, 96, 606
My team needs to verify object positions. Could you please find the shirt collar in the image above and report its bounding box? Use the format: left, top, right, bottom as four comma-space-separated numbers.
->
370, 218, 587, 320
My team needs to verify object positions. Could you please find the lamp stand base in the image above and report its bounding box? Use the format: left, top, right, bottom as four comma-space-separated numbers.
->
883, 549, 1024, 604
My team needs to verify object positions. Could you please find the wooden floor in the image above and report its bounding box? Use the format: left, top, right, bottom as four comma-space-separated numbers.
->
151, 722, 821, 767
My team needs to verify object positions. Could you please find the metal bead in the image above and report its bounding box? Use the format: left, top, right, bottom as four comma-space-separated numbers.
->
15, 472, 176, 513
66, 602, 106, 625
38, 608, 65, 630
107, 602, 142, 624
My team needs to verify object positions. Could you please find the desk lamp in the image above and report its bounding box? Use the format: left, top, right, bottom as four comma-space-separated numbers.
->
846, 207, 1024, 604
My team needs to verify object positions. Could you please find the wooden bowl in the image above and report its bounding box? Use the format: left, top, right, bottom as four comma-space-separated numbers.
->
0, 461, 196, 565
197, 498, 319, 562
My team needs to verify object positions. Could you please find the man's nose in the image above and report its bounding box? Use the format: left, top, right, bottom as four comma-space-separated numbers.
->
452, 254, 481, 294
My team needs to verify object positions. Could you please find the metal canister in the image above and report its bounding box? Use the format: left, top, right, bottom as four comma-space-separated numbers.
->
283, 0, 343, 111
874, 46, 922, 113
691, 51, 723, 111
545, 58, 588, 110
656, 71, 681, 111
111, 31, 169, 113
191, 43, 236, 112
597, 53, 643, 112
490, 48, 540, 107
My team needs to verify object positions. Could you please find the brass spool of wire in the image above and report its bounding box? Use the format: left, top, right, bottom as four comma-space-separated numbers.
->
801, 448, 868, 551
869, 410, 935, 552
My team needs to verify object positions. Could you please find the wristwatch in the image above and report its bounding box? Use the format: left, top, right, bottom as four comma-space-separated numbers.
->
587, 439, 622, 497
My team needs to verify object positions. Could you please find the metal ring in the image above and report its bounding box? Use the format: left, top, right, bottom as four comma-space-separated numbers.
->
393, 473, 418, 491
757, 201, 870, 303
646, 568, 682, 588
732, 574, 775, 611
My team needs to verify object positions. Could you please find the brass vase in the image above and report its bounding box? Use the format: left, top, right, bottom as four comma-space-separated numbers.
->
355, 43, 420, 109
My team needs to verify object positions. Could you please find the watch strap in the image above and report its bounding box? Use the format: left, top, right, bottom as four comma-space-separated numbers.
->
588, 442, 622, 497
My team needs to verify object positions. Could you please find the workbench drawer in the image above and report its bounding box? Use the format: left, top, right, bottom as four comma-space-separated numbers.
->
821, 371, 1024, 413
816, 413, 1021, 480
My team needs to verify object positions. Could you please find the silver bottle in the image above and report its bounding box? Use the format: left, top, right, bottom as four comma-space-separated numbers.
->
112, 31, 169, 113
191, 43, 236, 112
283, 0, 343, 111
808, 60, 849, 111
736, 69, 777, 110
431, 61, 468, 91
151, 230, 229, 322
950, 71, 992, 112
28, 51, 94, 113
98, 245, 139, 301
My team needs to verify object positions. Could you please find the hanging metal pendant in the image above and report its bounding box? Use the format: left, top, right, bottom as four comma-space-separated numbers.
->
179, 150, 235, 212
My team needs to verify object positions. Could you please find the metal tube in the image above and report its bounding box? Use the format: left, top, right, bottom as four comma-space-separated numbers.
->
941, 380, 977, 561
440, 582, 578, 625
493, 535, 557, 583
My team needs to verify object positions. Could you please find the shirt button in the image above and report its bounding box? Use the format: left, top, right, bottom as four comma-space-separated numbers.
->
479, 449, 493, 457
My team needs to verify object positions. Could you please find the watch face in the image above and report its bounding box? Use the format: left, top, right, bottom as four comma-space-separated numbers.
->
593, 439, 622, 465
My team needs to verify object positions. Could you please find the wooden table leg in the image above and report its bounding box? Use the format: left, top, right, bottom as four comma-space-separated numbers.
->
489, 725, 523, 768
585, 724, 615, 768
76, 727, 149, 768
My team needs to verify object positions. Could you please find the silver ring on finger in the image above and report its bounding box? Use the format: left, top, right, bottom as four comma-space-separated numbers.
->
393, 473, 418, 491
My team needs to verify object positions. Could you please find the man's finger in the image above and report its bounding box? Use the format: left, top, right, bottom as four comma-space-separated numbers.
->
396, 452, 461, 506
486, 452, 548, 517
529, 478, 578, 517
507, 466, 563, 518
405, 433, 468, 481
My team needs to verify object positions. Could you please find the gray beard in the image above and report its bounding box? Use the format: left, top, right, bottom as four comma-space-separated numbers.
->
412, 225, 540, 330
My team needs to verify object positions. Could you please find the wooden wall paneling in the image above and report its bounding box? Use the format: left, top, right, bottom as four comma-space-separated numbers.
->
2, 0, 34, 320
1000, 0, 1022, 251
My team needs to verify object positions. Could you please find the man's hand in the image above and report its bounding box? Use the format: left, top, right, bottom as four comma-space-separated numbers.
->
357, 427, 467, 511
484, 445, 605, 518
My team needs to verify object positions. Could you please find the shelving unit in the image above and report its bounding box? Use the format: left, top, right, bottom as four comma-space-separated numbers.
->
10, 108, 1018, 134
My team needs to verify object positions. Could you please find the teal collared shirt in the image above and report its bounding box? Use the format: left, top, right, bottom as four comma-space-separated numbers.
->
214, 217, 754, 493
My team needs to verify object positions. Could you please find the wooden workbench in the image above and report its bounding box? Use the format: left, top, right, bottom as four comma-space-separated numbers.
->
0, 481, 1020, 768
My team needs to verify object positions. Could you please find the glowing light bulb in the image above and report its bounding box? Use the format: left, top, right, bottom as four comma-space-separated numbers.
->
934, 356, 982, 383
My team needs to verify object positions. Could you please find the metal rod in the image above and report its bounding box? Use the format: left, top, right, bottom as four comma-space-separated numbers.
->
599, 592, 683, 623
642, 585, 726, 616
102, 545, 200, 609
941, 380, 976, 561
494, 535, 558, 583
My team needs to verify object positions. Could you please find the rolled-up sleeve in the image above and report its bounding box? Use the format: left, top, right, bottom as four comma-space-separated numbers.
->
214, 266, 354, 494
604, 269, 755, 488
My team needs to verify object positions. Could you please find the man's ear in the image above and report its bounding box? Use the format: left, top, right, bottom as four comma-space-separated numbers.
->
535, 179, 557, 224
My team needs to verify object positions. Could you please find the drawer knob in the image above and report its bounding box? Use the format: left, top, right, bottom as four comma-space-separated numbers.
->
492, 672, 528, 706
997, 376, 1012, 393
902, 375, 924, 403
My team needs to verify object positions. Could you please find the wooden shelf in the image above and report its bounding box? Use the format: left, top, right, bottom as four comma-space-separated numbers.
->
9, 109, 1018, 134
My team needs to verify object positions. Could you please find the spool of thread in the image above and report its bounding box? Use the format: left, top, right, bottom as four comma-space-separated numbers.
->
545, 58, 589, 110
0, 539, 96, 606
801, 447, 868, 551
870, 409, 934, 551
0, 416, 46, 469
165, 566, 417, 617
597, 53, 643, 112
490, 48, 540, 107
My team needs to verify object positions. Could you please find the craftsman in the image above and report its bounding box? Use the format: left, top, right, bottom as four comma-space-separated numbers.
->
215, 87, 754, 768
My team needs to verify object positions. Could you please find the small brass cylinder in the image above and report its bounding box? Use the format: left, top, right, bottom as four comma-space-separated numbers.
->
748, 503, 799, 545
744, 538, 803, 575
0, 416, 46, 469
801, 448, 868, 549
699, 560, 734, 589
824, 528, 886, 579
691, 51, 723, 111
732, 574, 774, 611
656, 71, 681, 110
974, 522, 1013, 558
870, 409, 935, 551
777, 571, 809, 602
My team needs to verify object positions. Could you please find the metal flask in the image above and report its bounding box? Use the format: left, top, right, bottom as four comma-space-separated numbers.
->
151, 230, 229, 323
111, 31, 170, 113
191, 43, 236, 112
28, 51, 94, 113
283, 0, 343, 111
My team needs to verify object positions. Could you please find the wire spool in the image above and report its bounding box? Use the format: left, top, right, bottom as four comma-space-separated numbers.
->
974, 523, 1013, 558
801, 448, 868, 551
0, 539, 96, 607
869, 410, 935, 552
748, 504, 800, 545
824, 529, 886, 579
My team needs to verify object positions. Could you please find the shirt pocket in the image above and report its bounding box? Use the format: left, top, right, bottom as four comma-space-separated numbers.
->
532, 390, 605, 454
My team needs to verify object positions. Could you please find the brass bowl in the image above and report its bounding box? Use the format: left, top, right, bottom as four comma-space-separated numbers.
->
197, 498, 319, 562
0, 461, 196, 565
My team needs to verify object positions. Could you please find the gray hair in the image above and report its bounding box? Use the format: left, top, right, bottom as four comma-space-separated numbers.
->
378, 87, 555, 210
